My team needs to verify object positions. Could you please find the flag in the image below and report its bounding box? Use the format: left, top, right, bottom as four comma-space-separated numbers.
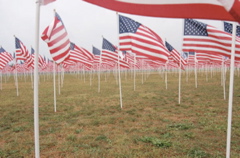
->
63, 43, 93, 67
119, 15, 169, 63
83, 0, 240, 22
25, 47, 35, 68
92, 46, 101, 64
15, 37, 29, 61
224, 21, 240, 37
101, 38, 118, 62
0, 47, 13, 70
40, 0, 56, 5
165, 41, 186, 70
102, 38, 129, 68
41, 12, 71, 64
182, 19, 240, 60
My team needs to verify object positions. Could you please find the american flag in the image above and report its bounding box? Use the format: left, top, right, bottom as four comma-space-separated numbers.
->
224, 21, 240, 37
0, 47, 13, 70
101, 38, 118, 62
83, 0, 238, 22
92, 46, 101, 64
40, 0, 56, 5
185, 52, 196, 65
102, 38, 129, 68
41, 12, 70, 64
165, 41, 186, 70
15, 37, 29, 61
63, 43, 93, 68
119, 15, 169, 63
25, 47, 34, 68
182, 19, 240, 60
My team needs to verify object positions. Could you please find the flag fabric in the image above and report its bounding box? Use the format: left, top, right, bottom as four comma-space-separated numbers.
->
0, 47, 13, 70
224, 21, 240, 37
41, 12, 71, 64
15, 37, 29, 61
25, 47, 35, 68
63, 43, 93, 68
182, 19, 240, 60
165, 41, 186, 70
92, 46, 101, 64
83, 0, 240, 22
119, 15, 169, 63
101, 38, 118, 62
40, 0, 56, 5
102, 38, 129, 68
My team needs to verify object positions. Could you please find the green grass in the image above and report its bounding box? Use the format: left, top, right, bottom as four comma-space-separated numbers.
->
0, 70, 240, 157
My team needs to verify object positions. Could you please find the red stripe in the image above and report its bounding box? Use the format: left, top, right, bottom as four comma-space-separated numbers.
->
83, 0, 235, 21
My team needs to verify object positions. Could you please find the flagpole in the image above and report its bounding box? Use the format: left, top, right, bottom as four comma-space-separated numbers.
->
178, 54, 182, 104
194, 53, 198, 88
134, 53, 136, 91
33, 1, 41, 157
53, 61, 57, 112
0, 71, 2, 90
226, 21, 237, 158
117, 12, 123, 109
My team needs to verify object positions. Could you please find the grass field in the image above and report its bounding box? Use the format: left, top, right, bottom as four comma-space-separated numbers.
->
1, 70, 240, 157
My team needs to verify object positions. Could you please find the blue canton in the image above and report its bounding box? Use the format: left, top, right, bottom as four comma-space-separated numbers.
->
102, 38, 116, 52
165, 41, 174, 52
224, 22, 240, 37
15, 37, 21, 49
0, 47, 6, 53
93, 46, 101, 55
70, 42, 75, 50
119, 15, 141, 34
184, 19, 208, 36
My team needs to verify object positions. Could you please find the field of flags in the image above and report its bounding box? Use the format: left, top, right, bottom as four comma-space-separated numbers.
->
1, 17, 240, 81
1, 0, 240, 157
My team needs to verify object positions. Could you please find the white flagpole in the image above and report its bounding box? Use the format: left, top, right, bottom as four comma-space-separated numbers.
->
134, 53, 136, 91
14, 57, 19, 96
33, 1, 40, 157
98, 58, 101, 93
53, 61, 57, 112
165, 62, 168, 90
0, 71, 2, 90
178, 54, 182, 104
194, 53, 198, 88
226, 21, 237, 158
117, 13, 123, 109
58, 64, 61, 95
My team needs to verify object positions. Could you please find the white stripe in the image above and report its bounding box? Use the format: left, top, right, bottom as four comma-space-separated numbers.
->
116, 0, 221, 5
120, 37, 169, 55
120, 33, 166, 51
50, 43, 70, 58
218, 0, 234, 11
49, 34, 69, 50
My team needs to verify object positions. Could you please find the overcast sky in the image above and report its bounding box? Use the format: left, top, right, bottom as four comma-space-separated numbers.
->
0, 0, 225, 60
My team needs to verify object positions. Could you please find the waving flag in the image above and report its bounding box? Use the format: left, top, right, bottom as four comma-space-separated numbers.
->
102, 38, 118, 62
0, 47, 13, 70
102, 38, 129, 68
182, 19, 240, 60
83, 0, 240, 22
15, 37, 29, 61
41, 12, 71, 64
25, 47, 35, 68
224, 21, 240, 37
64, 43, 93, 67
165, 41, 186, 70
92, 46, 101, 64
119, 15, 169, 63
